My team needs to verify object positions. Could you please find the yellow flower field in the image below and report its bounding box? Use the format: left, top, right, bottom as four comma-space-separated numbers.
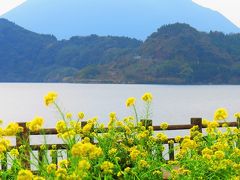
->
0, 92, 239, 179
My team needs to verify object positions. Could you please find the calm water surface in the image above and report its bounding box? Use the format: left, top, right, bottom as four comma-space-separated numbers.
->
0, 83, 239, 129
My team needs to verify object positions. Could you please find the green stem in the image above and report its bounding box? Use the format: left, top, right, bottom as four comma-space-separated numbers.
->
145, 102, 151, 120
237, 117, 240, 129
54, 102, 65, 121
41, 129, 50, 165
133, 105, 139, 125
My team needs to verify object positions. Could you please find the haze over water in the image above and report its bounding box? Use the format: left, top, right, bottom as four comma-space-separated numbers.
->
0, 83, 239, 129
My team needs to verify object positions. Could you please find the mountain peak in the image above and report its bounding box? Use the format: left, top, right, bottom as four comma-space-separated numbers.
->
145, 23, 199, 41
158, 23, 198, 34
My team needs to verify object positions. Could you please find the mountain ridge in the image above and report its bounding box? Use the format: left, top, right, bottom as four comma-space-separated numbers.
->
1, 18, 240, 84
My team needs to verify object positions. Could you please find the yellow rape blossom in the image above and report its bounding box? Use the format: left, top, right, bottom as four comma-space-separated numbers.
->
160, 122, 168, 130
214, 150, 225, 159
126, 97, 136, 107
138, 160, 149, 168
156, 133, 168, 142
222, 123, 228, 127
117, 171, 123, 177
109, 148, 117, 156
82, 122, 93, 135
172, 168, 191, 176
210, 120, 219, 128
66, 113, 72, 119
0, 144, 6, 153
0, 138, 10, 153
47, 164, 57, 174
78, 159, 91, 170
130, 149, 140, 161
214, 108, 228, 121
58, 159, 69, 168
206, 120, 219, 133
60, 130, 76, 140
153, 170, 162, 176
142, 92, 153, 102
10, 148, 19, 158
174, 135, 182, 143
0, 127, 4, 137
17, 169, 33, 180
55, 168, 67, 179
202, 119, 210, 126
202, 147, 213, 159
78, 112, 85, 119
26, 116, 44, 132
124, 167, 131, 173
4, 122, 20, 136
82, 137, 91, 143
181, 138, 197, 150
212, 142, 229, 152
66, 173, 79, 180
100, 161, 114, 174
202, 147, 213, 156
109, 112, 117, 120
116, 121, 123, 127
71, 142, 103, 159
234, 112, 240, 119
33, 176, 45, 180
44, 91, 58, 106
232, 148, 240, 157
56, 120, 67, 134
70, 121, 81, 133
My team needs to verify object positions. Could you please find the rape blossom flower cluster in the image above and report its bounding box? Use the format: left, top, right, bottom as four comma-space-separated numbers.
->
26, 116, 44, 132
44, 91, 58, 106
142, 92, 153, 102
214, 108, 228, 121
125, 97, 135, 107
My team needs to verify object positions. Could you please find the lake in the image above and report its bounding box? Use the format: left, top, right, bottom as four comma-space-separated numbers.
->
1, 83, 240, 146
0, 83, 239, 128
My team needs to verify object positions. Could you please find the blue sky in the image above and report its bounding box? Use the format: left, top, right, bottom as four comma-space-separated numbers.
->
1, 0, 239, 40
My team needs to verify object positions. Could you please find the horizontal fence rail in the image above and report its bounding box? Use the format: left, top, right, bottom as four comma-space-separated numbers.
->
1, 118, 239, 171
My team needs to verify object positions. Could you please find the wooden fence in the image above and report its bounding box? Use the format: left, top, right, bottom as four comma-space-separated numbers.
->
1, 118, 239, 171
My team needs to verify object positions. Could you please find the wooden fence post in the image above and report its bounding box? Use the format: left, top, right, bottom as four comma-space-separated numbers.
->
237, 117, 240, 148
237, 117, 240, 129
168, 143, 174, 161
16, 122, 30, 169
191, 118, 203, 133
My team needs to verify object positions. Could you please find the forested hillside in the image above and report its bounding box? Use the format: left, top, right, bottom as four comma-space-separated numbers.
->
1, 18, 240, 84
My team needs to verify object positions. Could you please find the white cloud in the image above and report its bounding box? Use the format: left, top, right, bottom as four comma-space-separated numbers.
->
0, 0, 26, 16
192, 0, 240, 28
